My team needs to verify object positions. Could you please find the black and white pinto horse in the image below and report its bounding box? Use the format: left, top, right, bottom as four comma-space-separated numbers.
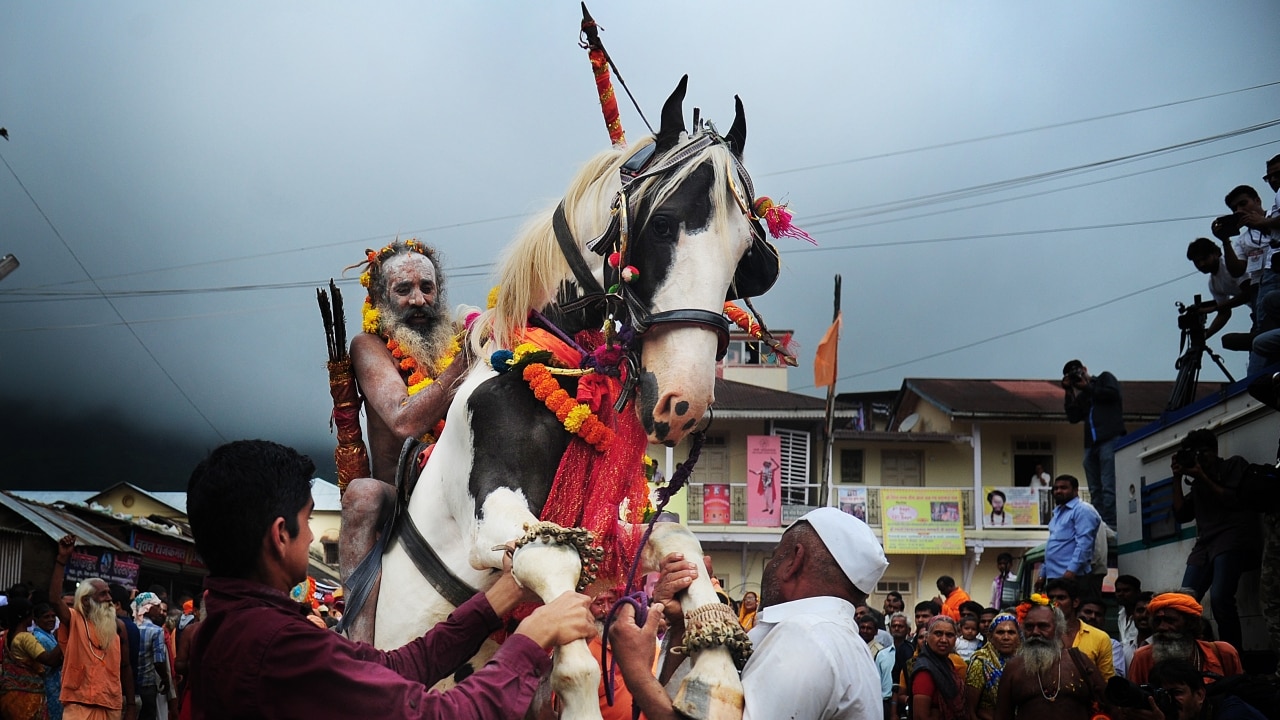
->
375, 77, 778, 720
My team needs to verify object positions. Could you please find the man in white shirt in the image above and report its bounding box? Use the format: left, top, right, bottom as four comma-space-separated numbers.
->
1114, 574, 1142, 670
611, 507, 889, 720
1185, 237, 1250, 340
1217, 185, 1279, 374
990, 552, 1018, 609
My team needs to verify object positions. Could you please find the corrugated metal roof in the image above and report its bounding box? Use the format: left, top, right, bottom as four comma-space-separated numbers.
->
0, 492, 137, 554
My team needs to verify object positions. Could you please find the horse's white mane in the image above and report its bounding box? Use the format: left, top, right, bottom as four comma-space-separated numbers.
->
471, 133, 744, 353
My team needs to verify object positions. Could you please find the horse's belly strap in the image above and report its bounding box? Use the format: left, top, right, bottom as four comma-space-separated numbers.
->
394, 514, 480, 609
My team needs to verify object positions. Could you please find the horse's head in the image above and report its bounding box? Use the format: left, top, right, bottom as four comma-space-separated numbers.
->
617, 77, 778, 444
479, 76, 778, 447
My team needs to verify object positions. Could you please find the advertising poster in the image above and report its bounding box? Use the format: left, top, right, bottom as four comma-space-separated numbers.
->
702, 484, 731, 524
981, 486, 1041, 527
66, 550, 141, 588
837, 487, 868, 523
746, 435, 783, 527
881, 488, 965, 554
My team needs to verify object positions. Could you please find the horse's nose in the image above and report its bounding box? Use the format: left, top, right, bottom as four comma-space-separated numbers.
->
650, 390, 709, 445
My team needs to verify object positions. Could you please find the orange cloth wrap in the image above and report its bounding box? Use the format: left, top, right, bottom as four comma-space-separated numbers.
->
1146, 593, 1203, 617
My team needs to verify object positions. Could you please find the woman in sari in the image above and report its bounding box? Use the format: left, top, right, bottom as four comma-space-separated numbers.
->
964, 612, 1020, 720
910, 615, 966, 720
736, 592, 758, 631
28, 604, 61, 720
0, 598, 61, 720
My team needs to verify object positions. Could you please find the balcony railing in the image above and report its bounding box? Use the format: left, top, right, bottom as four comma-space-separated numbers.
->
685, 483, 1051, 530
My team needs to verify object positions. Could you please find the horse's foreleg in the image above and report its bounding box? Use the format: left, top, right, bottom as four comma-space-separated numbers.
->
646, 521, 746, 720
512, 532, 601, 720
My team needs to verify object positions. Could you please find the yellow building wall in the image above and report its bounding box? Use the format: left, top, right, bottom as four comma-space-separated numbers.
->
91, 488, 181, 520
309, 510, 342, 555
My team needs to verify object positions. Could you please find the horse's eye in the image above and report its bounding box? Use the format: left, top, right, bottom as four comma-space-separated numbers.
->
650, 215, 675, 239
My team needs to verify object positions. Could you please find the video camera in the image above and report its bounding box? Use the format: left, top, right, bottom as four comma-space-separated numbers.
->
1106, 676, 1180, 719
1176, 295, 1209, 348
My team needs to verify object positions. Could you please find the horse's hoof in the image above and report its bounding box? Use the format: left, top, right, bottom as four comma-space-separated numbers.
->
672, 674, 745, 720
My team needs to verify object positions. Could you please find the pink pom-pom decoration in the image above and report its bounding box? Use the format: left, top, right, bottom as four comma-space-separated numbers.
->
753, 196, 817, 246
621, 265, 639, 282
464, 311, 481, 329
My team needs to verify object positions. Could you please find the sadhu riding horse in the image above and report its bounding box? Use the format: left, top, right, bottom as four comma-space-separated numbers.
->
327, 77, 806, 720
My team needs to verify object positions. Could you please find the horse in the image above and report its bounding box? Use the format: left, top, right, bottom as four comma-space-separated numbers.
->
373, 76, 779, 720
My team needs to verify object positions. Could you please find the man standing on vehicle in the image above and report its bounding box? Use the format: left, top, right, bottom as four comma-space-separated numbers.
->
1062, 359, 1124, 529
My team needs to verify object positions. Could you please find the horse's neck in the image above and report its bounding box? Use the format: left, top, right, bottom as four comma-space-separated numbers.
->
542, 282, 607, 338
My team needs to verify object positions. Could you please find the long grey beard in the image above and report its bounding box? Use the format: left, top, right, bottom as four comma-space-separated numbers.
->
86, 598, 117, 650
1021, 635, 1062, 675
383, 309, 455, 371
1151, 632, 1196, 664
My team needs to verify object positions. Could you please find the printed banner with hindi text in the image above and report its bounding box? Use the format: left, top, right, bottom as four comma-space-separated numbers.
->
881, 488, 965, 554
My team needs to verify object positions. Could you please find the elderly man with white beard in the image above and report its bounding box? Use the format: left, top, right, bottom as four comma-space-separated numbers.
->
48, 534, 137, 720
994, 602, 1110, 720
1127, 592, 1242, 685
340, 239, 473, 643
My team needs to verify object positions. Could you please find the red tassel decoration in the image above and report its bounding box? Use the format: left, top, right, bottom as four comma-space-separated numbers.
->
754, 196, 817, 246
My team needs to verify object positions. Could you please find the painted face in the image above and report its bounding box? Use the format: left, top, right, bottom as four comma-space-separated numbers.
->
927, 621, 957, 655
381, 253, 439, 328
990, 619, 1020, 655
1023, 607, 1058, 641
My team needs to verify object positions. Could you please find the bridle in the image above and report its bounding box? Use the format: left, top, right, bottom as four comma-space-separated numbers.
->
551, 130, 777, 367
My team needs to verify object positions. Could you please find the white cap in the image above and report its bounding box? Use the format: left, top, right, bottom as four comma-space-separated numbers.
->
794, 507, 889, 593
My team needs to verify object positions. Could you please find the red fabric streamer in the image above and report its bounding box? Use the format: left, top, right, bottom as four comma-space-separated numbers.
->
539, 373, 649, 583
589, 47, 625, 147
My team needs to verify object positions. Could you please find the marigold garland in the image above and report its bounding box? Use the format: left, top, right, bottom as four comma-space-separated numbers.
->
378, 332, 462, 442
522, 363, 614, 451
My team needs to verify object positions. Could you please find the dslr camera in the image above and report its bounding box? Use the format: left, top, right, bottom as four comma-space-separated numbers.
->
1213, 213, 1242, 238
1106, 677, 1180, 719
1172, 448, 1199, 467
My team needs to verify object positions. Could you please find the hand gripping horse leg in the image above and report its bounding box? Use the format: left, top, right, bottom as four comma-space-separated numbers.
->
512, 523, 603, 720
647, 521, 747, 720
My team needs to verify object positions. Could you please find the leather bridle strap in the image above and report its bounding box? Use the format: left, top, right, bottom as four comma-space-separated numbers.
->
634, 307, 731, 360
553, 201, 606, 300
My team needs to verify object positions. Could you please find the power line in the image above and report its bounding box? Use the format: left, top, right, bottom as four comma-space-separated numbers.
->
804, 119, 1280, 225
0, 150, 227, 441
763, 80, 1280, 177
794, 271, 1198, 390
805, 137, 1280, 237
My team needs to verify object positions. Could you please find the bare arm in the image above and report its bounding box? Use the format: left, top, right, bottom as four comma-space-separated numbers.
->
350, 332, 470, 442
49, 535, 74, 627
993, 669, 1015, 720
610, 603, 679, 720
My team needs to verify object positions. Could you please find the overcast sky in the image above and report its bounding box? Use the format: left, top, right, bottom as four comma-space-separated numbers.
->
2, 2, 1278, 477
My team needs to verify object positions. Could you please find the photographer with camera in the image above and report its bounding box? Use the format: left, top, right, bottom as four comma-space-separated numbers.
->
1214, 186, 1280, 375
1168, 429, 1260, 653
1062, 359, 1124, 529
1185, 238, 1251, 343
1112, 659, 1264, 720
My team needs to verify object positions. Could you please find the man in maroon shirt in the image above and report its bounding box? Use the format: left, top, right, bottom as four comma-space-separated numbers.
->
185, 439, 596, 719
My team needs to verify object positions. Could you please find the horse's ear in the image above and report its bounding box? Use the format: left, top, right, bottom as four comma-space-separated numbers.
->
725, 95, 746, 158
655, 75, 689, 156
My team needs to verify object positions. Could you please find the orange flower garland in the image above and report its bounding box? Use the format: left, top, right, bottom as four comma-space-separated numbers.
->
386, 333, 461, 442
523, 363, 613, 451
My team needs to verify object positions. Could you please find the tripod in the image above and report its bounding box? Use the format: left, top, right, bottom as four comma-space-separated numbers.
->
1167, 297, 1236, 411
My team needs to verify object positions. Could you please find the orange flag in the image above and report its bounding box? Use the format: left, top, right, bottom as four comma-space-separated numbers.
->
813, 312, 842, 388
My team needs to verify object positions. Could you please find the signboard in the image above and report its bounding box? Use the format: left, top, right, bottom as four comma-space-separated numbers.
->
131, 530, 205, 568
66, 550, 140, 588
837, 487, 868, 523
881, 488, 965, 555
980, 486, 1042, 527
702, 484, 731, 524
746, 435, 782, 527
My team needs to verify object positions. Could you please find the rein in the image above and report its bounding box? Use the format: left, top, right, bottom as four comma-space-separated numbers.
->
599, 428, 708, 709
